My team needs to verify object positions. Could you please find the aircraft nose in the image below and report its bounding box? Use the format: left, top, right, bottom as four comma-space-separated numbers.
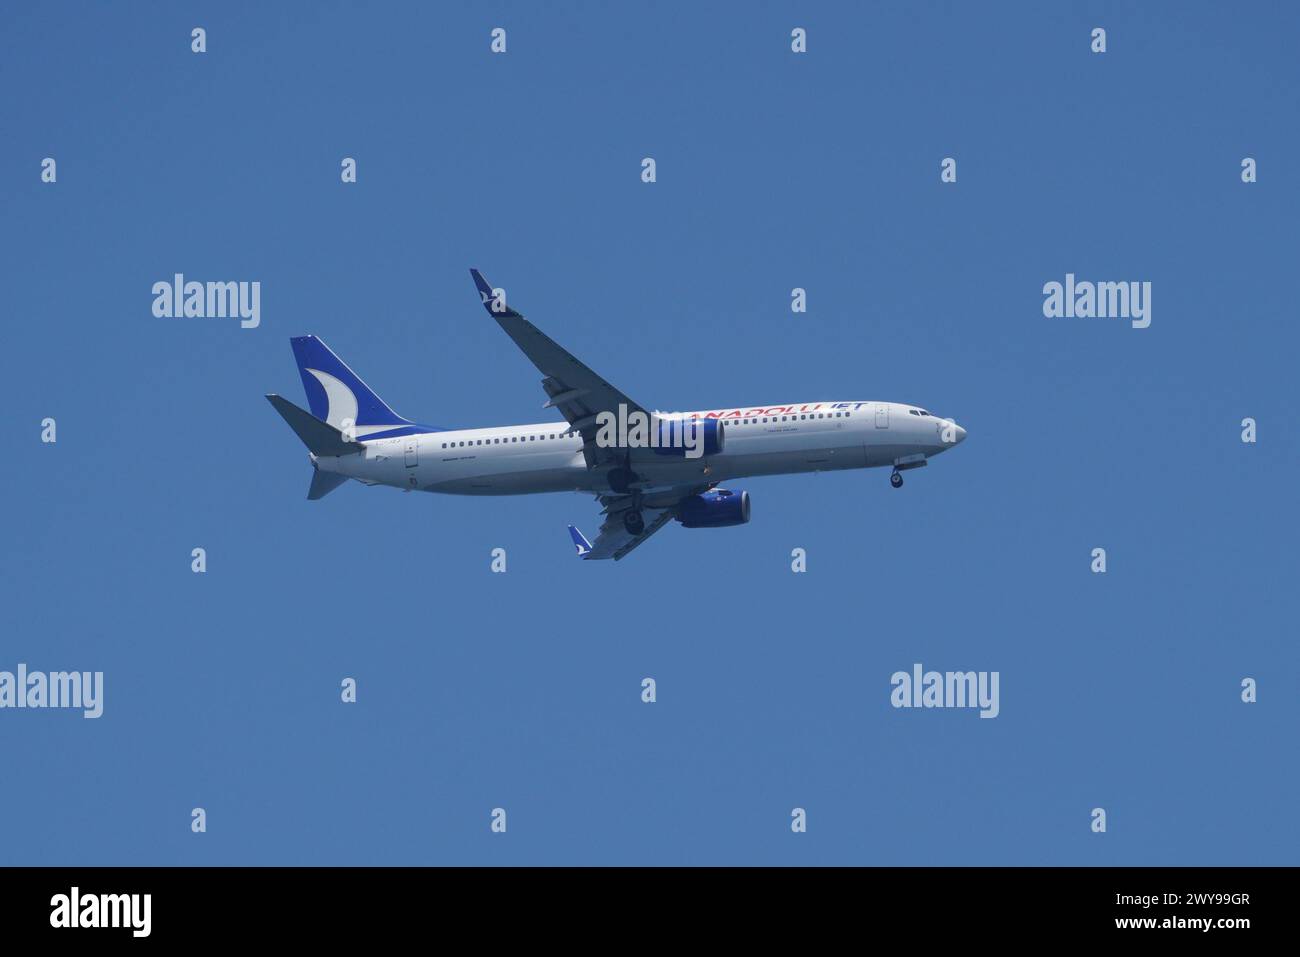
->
954, 423, 967, 444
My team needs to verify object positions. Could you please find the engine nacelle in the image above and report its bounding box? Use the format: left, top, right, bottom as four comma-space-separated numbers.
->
676, 489, 751, 528
652, 417, 724, 458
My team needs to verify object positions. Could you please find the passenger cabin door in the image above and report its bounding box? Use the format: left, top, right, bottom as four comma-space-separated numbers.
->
404, 437, 418, 467
875, 403, 889, 429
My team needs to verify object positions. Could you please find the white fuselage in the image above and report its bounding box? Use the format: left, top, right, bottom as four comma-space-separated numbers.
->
316, 400, 965, 496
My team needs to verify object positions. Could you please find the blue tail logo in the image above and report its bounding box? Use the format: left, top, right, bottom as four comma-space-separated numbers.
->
290, 336, 445, 440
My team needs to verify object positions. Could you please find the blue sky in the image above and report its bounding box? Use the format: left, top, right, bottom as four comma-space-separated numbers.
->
2, 1, 1296, 864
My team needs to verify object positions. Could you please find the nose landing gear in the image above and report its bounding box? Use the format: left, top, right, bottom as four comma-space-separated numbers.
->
890, 455, 926, 489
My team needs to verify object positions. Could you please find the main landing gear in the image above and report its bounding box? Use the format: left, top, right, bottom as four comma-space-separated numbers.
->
890, 470, 904, 489
608, 466, 637, 495
623, 510, 646, 536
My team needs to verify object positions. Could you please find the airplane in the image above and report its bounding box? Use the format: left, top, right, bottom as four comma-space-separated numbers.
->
266, 268, 967, 561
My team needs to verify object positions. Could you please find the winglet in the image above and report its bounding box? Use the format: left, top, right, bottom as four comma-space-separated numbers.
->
469, 268, 522, 318
567, 525, 593, 558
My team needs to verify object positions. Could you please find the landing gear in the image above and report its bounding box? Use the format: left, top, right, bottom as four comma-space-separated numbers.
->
623, 510, 646, 536
890, 471, 904, 489
608, 466, 636, 495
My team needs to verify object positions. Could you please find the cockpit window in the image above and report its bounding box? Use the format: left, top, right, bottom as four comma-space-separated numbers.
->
909, 409, 931, 416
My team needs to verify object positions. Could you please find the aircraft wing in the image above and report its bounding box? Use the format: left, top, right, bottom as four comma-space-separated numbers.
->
569, 505, 676, 561
470, 269, 649, 467
568, 485, 709, 561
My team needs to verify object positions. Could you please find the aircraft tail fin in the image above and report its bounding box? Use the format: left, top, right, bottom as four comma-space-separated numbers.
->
265, 394, 361, 457
290, 335, 413, 432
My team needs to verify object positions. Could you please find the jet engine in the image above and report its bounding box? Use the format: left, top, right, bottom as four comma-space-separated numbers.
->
651, 418, 724, 458
675, 489, 751, 528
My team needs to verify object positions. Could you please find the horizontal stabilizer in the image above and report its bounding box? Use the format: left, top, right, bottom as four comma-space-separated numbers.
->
307, 469, 350, 500
266, 394, 362, 457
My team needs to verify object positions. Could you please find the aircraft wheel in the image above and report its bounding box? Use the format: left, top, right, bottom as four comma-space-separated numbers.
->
890, 471, 904, 489
623, 510, 646, 536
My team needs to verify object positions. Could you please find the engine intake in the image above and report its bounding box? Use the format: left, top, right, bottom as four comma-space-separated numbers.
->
676, 489, 751, 528
652, 417, 724, 458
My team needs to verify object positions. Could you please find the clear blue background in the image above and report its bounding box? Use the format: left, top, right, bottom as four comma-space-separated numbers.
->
2, 1, 1295, 865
